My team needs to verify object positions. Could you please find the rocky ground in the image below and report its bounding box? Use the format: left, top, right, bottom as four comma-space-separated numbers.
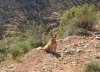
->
0, 34, 100, 72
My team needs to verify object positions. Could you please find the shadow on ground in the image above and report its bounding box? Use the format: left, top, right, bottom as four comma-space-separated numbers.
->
52, 52, 61, 58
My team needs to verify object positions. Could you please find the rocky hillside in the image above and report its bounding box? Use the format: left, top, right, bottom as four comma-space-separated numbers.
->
0, 0, 100, 40
0, 0, 100, 25
0, 0, 100, 36
1, 33, 100, 72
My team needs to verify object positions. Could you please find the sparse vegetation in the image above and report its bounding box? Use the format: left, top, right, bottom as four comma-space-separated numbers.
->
60, 4, 97, 36
9, 45, 23, 59
0, 24, 48, 61
6, 24, 47, 59
29, 36, 47, 48
0, 45, 8, 62
16, 41, 31, 54
0, 0, 100, 71
84, 62, 100, 72
28, 25, 47, 48
9, 41, 31, 59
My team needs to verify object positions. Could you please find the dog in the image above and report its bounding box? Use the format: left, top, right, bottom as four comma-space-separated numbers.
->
37, 34, 57, 53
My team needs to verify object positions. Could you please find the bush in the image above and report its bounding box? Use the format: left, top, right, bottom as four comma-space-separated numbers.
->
67, 18, 91, 36
28, 25, 47, 48
29, 36, 47, 48
17, 41, 31, 53
84, 62, 100, 72
0, 45, 8, 62
60, 4, 96, 36
8, 24, 48, 60
7, 24, 48, 60
9, 45, 23, 59
68, 28, 88, 36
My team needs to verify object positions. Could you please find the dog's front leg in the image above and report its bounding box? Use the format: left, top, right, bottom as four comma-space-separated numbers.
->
54, 45, 57, 52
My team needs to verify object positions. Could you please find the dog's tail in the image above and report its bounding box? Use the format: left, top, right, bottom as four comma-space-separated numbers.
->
36, 47, 45, 50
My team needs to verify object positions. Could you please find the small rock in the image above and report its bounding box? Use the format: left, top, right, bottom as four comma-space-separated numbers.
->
63, 50, 74, 55
54, 65, 58, 68
95, 46, 100, 51
95, 55, 100, 59
71, 61, 76, 66
65, 37, 70, 40
44, 63, 48, 65
76, 49, 82, 53
87, 50, 91, 53
59, 57, 64, 61
63, 51, 71, 55
63, 48, 67, 51
54, 63, 57, 65
63, 61, 67, 64
84, 45, 88, 48
95, 46, 100, 49
73, 44, 78, 48
84, 44, 90, 48
59, 67, 63, 70
83, 55, 88, 59
8, 64, 14, 69
95, 34, 100, 40
47, 70, 52, 72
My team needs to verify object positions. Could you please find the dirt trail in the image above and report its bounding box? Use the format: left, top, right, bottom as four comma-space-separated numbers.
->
1, 35, 100, 72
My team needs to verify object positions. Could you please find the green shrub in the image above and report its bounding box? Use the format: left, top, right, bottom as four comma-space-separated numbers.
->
67, 18, 91, 36
8, 24, 48, 60
29, 36, 47, 48
84, 62, 100, 72
60, 4, 96, 36
28, 25, 47, 48
17, 41, 31, 53
0, 46, 7, 54
0, 45, 7, 62
9, 45, 23, 59
68, 28, 88, 36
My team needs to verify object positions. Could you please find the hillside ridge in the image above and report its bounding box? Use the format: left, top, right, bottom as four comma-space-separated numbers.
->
1, 34, 100, 72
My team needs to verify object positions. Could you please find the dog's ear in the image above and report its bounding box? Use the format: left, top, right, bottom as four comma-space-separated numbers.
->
50, 34, 53, 37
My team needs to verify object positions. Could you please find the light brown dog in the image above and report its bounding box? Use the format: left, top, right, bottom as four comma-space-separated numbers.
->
38, 34, 57, 53
44, 34, 57, 53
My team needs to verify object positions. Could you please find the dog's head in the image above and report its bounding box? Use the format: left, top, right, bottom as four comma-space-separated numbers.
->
50, 34, 56, 42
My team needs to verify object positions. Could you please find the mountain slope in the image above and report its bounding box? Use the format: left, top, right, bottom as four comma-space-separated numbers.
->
1, 34, 100, 72
0, 0, 100, 39
0, 0, 100, 25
